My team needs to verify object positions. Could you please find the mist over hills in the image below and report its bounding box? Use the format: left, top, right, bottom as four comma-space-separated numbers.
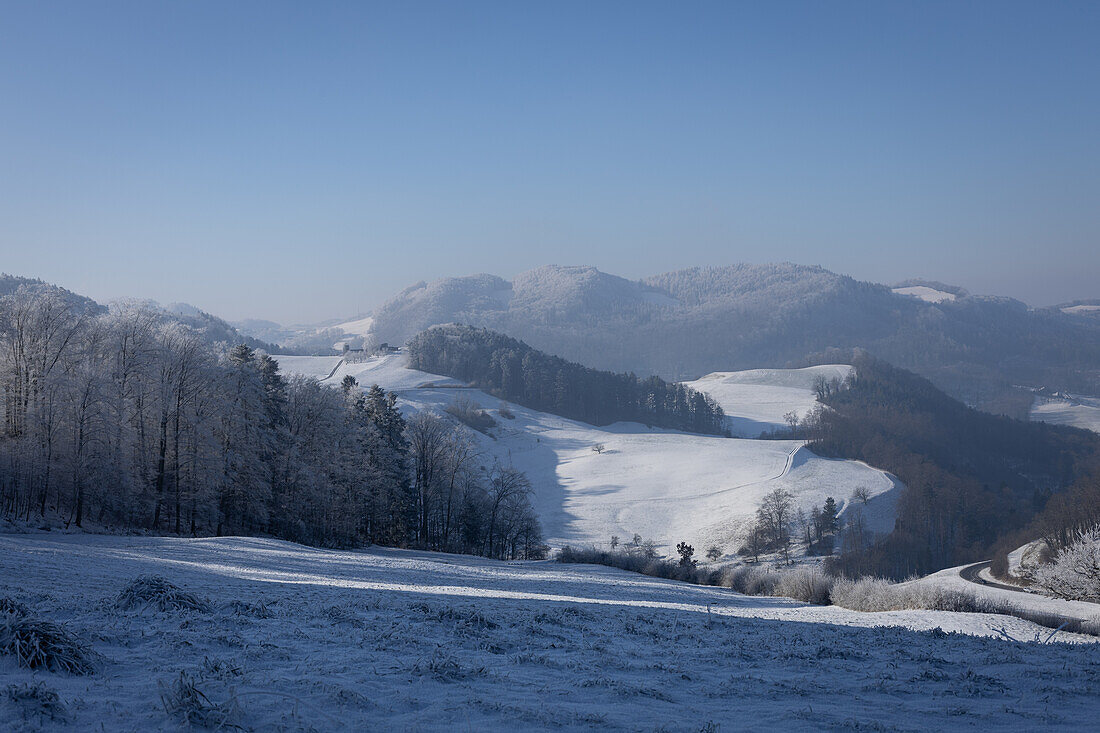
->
357, 263, 1100, 417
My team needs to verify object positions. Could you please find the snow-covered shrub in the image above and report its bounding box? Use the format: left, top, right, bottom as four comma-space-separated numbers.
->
0, 617, 100, 674
1033, 528, 1100, 602
159, 671, 241, 729
828, 578, 900, 611
444, 396, 497, 433
720, 565, 780, 596
774, 568, 833, 605
3, 682, 68, 722
115, 576, 212, 613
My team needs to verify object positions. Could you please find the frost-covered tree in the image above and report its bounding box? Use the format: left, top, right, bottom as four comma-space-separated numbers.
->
1033, 528, 1100, 602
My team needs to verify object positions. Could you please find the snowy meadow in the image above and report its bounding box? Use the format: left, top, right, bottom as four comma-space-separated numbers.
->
3, 534, 1100, 731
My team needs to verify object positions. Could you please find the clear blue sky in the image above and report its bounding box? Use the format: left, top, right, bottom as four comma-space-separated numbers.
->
2, 1, 1098, 323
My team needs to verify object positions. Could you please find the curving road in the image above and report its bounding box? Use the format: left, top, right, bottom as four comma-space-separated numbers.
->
959, 561, 1030, 593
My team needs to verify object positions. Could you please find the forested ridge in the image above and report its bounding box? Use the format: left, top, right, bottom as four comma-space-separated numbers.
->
805, 354, 1100, 578
407, 324, 727, 435
0, 283, 544, 559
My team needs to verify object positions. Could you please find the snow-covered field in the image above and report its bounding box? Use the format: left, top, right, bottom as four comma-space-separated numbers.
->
3, 534, 1100, 731
683, 364, 853, 437
1030, 393, 1100, 433
273, 354, 898, 557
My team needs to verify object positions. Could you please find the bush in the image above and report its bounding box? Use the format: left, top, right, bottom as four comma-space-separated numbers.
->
116, 576, 212, 613
0, 617, 100, 674
444, 396, 497, 433
774, 568, 833, 605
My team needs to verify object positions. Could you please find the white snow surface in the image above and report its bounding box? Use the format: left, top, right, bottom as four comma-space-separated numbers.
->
683, 364, 853, 437
275, 354, 897, 556
1030, 393, 1100, 433
3, 534, 1100, 731
891, 285, 957, 303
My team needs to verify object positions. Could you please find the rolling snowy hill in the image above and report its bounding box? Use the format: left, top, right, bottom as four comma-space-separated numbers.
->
274, 352, 897, 557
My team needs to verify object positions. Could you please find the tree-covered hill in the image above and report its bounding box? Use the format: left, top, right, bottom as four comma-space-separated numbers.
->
806, 354, 1100, 578
407, 324, 726, 435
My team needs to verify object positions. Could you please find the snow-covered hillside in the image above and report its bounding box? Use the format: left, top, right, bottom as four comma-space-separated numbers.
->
333, 315, 375, 337
1030, 393, 1100, 433
684, 364, 853, 437
274, 353, 897, 557
2, 534, 1098, 731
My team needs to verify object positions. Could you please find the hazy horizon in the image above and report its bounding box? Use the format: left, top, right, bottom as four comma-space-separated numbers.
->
3, 1, 1098, 323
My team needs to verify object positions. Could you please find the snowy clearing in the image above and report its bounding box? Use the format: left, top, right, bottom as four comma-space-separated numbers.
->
273, 354, 898, 557
1030, 393, 1100, 433
891, 286, 957, 303
3, 534, 1100, 731
683, 364, 853, 437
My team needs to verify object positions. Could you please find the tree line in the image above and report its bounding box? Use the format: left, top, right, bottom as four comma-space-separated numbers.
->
407, 325, 727, 435
0, 284, 544, 559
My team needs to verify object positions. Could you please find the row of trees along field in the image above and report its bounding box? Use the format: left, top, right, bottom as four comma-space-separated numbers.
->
407, 324, 727, 434
0, 284, 544, 559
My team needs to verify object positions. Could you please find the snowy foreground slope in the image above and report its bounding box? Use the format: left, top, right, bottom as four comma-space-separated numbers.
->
3, 535, 1100, 731
274, 355, 897, 556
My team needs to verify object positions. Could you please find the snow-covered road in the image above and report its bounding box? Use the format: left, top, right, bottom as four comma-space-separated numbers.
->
3, 534, 1100, 730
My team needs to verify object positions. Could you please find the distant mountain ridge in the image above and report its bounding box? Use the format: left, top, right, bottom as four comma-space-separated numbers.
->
362, 263, 1100, 417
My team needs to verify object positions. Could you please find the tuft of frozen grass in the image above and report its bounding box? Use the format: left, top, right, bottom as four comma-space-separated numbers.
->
0, 596, 30, 617
431, 605, 499, 630
116, 575, 212, 613
3, 682, 69, 722
0, 616, 100, 674
412, 650, 488, 682
159, 671, 243, 729
227, 599, 274, 618
323, 604, 363, 626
